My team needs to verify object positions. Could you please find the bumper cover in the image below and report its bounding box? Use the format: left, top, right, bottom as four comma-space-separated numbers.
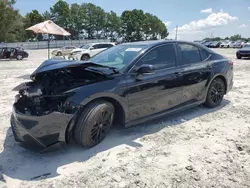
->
11, 106, 74, 152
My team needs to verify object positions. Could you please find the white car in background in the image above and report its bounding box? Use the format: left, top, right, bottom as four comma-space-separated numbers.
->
51, 46, 77, 56
71, 42, 115, 61
220, 41, 234, 48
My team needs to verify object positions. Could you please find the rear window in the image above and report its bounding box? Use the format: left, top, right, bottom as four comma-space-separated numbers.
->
200, 48, 210, 61
178, 43, 201, 65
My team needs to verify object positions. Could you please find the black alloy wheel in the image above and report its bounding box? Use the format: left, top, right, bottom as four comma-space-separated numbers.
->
74, 101, 114, 147
204, 78, 225, 108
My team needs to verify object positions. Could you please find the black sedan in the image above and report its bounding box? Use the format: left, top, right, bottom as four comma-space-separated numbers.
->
11, 40, 234, 152
236, 44, 250, 59
0, 47, 29, 60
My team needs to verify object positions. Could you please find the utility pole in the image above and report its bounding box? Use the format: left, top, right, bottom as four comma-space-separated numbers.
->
175, 25, 178, 40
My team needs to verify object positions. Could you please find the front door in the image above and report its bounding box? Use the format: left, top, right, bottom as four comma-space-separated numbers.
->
177, 43, 211, 104
125, 43, 183, 121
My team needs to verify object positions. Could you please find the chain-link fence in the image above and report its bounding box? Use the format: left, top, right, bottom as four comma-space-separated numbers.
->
0, 39, 110, 50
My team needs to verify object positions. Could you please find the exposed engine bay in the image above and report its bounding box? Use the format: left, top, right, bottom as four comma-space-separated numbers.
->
13, 66, 106, 116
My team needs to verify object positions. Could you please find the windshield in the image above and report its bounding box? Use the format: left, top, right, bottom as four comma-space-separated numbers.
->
244, 45, 250, 48
80, 44, 91, 49
89, 44, 147, 70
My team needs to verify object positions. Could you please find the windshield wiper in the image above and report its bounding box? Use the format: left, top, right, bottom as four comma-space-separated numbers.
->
81, 62, 119, 74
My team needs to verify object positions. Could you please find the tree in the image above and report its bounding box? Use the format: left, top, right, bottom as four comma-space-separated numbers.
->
121, 9, 146, 42
50, 0, 70, 29
121, 9, 168, 42
81, 3, 106, 39
42, 11, 51, 20
24, 10, 44, 39
0, 0, 24, 42
104, 11, 121, 41
230, 34, 242, 41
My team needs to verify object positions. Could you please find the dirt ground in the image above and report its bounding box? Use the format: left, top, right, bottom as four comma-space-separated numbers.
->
0, 48, 250, 188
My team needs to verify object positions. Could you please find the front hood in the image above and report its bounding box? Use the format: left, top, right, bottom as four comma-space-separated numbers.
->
31, 59, 87, 80
30, 60, 115, 81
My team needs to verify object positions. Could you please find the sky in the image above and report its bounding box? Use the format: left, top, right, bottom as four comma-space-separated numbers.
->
14, 0, 250, 41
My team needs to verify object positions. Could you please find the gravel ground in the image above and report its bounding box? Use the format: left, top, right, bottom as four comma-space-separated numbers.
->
0, 48, 250, 188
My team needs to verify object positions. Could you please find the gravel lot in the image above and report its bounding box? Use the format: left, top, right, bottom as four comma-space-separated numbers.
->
0, 48, 250, 188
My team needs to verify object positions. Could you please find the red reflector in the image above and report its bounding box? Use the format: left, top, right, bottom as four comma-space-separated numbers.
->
228, 61, 233, 66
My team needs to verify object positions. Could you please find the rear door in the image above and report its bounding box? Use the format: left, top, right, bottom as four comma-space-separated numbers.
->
177, 43, 211, 104
126, 43, 183, 121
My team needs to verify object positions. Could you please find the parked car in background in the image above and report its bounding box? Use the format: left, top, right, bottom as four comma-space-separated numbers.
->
71, 42, 115, 60
203, 41, 212, 47
220, 41, 234, 48
51, 46, 77, 56
0, 47, 28, 60
236, 44, 250, 59
233, 41, 245, 48
209, 41, 222, 48
11, 40, 233, 152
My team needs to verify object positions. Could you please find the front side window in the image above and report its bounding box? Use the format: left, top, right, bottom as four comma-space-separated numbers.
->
80, 44, 91, 49
178, 43, 201, 65
135, 44, 176, 70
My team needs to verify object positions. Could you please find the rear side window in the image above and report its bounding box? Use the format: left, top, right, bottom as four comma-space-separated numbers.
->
178, 43, 201, 65
136, 44, 176, 70
200, 48, 210, 61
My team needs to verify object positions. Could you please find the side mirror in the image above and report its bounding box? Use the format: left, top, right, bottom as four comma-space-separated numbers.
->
90, 47, 94, 50
136, 64, 155, 75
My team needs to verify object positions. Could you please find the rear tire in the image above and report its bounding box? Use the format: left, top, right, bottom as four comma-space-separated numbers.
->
204, 78, 226, 108
74, 100, 114, 147
57, 52, 62, 56
81, 54, 90, 61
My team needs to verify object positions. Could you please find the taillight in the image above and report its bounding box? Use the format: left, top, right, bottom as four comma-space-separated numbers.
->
228, 61, 233, 66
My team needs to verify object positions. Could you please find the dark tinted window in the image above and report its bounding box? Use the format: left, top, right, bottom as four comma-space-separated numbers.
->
178, 43, 201, 65
102, 44, 113, 48
92, 44, 101, 49
93, 44, 113, 49
200, 48, 210, 61
136, 44, 176, 70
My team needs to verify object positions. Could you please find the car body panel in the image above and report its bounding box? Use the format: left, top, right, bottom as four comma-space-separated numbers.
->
11, 40, 233, 152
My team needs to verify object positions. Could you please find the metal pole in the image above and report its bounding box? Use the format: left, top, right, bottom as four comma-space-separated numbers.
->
175, 25, 178, 40
48, 34, 50, 59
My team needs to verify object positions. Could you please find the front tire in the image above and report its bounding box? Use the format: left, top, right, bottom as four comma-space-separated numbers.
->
81, 54, 90, 61
74, 100, 114, 147
237, 55, 242, 59
204, 78, 226, 108
57, 52, 62, 56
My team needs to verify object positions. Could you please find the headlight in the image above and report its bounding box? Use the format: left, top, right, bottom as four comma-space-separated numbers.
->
71, 51, 81, 55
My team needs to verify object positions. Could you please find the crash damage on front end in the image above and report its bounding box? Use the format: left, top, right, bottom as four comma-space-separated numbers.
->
11, 60, 109, 152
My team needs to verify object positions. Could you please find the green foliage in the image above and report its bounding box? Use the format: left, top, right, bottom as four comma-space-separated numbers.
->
0, 0, 169, 42
204, 35, 250, 42
121, 10, 168, 42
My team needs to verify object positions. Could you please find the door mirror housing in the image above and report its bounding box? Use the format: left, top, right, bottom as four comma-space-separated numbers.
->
136, 64, 155, 75
90, 47, 94, 50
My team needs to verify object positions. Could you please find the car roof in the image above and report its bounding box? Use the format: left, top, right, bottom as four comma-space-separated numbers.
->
120, 40, 212, 49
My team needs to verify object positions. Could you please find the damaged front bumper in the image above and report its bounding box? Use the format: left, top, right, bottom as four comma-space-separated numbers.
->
11, 105, 74, 152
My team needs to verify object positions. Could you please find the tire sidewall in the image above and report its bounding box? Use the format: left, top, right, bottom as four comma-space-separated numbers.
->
74, 101, 114, 147
205, 78, 225, 108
